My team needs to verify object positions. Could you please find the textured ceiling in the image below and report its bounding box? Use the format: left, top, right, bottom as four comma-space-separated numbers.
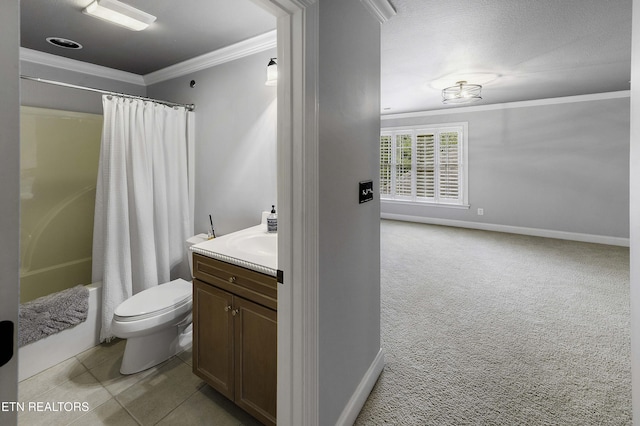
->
20, 0, 276, 75
19, 0, 633, 113
382, 0, 632, 113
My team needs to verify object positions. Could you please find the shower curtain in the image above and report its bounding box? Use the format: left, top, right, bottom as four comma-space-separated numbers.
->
92, 95, 192, 342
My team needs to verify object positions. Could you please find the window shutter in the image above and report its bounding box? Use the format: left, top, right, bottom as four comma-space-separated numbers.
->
379, 123, 466, 205
380, 135, 392, 196
395, 134, 412, 196
438, 131, 459, 200
416, 133, 435, 199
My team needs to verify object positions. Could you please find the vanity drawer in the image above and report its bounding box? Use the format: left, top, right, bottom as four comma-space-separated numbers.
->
193, 253, 277, 310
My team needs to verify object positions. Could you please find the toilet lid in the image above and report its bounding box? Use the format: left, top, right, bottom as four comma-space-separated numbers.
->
115, 278, 192, 319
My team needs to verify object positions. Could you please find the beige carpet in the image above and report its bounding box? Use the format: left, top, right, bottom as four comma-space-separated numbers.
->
355, 220, 631, 425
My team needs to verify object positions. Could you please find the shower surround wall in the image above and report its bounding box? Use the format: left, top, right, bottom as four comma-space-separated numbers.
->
19, 107, 102, 303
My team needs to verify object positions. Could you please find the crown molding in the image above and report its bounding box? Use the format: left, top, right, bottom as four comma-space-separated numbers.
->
19, 48, 145, 86
19, 30, 277, 88
144, 30, 277, 85
360, 0, 397, 23
381, 90, 631, 120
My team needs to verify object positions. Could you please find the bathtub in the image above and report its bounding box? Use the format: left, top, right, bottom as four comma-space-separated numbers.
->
18, 282, 102, 382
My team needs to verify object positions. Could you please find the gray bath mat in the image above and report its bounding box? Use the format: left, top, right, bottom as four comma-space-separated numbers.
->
19, 285, 89, 347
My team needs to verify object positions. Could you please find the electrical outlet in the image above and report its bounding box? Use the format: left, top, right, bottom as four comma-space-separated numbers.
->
477, 208, 484, 216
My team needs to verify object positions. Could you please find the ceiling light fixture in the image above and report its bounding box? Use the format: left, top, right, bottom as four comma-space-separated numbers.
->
83, 0, 156, 32
442, 81, 483, 105
265, 58, 277, 86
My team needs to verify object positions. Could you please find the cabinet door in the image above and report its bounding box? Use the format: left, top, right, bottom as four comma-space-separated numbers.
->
193, 279, 234, 400
234, 297, 277, 426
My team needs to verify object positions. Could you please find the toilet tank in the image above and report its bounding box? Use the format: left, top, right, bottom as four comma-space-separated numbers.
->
185, 234, 208, 278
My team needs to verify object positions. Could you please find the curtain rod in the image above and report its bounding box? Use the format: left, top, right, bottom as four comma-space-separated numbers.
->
20, 75, 196, 112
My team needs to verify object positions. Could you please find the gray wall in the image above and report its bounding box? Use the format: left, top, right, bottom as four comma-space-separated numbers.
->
317, 0, 381, 424
0, 0, 20, 423
148, 49, 277, 236
382, 96, 630, 239
20, 61, 146, 114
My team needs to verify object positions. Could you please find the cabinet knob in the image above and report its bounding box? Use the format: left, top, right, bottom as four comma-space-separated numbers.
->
231, 308, 239, 316
228, 276, 236, 283
224, 305, 232, 312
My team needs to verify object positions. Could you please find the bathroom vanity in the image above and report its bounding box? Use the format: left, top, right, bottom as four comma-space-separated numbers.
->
190, 221, 277, 426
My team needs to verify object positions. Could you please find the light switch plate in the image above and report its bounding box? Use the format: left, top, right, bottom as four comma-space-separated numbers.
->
359, 180, 374, 204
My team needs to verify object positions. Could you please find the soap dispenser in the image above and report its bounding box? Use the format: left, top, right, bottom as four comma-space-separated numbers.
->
267, 205, 277, 233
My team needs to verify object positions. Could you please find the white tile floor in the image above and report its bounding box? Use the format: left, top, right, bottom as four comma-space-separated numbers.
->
18, 339, 263, 426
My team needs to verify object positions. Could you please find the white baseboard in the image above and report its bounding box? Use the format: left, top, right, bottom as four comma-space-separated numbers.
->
381, 213, 630, 247
335, 348, 385, 426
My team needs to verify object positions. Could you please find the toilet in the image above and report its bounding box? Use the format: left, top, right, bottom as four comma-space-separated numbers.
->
111, 234, 208, 374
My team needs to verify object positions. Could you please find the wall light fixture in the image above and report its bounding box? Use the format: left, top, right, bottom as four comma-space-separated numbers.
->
265, 58, 277, 86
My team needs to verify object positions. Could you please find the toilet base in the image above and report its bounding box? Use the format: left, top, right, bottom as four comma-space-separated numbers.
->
120, 324, 192, 375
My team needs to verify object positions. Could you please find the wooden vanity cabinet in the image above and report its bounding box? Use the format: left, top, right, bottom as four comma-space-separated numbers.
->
192, 253, 277, 426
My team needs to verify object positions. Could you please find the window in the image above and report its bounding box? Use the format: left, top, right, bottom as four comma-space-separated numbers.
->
380, 123, 468, 206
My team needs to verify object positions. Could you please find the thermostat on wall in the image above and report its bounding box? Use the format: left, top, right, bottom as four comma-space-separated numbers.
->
359, 180, 374, 204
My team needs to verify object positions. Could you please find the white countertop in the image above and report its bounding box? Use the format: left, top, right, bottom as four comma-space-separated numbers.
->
190, 223, 278, 277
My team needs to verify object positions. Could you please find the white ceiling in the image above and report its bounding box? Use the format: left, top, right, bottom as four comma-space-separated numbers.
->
382, 0, 632, 113
20, 0, 633, 114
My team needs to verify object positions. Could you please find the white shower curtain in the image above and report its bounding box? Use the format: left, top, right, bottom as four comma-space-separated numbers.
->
92, 95, 192, 342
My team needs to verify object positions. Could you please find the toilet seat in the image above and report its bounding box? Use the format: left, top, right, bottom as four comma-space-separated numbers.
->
114, 278, 192, 322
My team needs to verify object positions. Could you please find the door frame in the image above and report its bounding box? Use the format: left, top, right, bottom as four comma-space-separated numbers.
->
0, 1, 21, 425
250, 0, 320, 424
